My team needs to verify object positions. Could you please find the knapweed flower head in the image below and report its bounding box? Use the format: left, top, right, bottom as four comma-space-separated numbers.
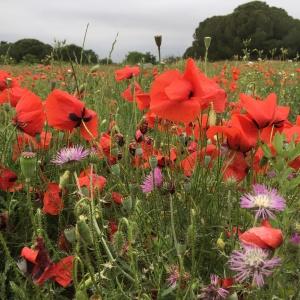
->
240, 184, 285, 219
228, 245, 281, 287
141, 167, 163, 193
199, 274, 229, 300
51, 145, 89, 165
290, 233, 300, 245
166, 265, 190, 289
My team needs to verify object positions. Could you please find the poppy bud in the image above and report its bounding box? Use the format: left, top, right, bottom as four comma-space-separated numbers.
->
111, 147, 119, 157
128, 141, 137, 156
64, 226, 76, 243
111, 164, 120, 176
75, 290, 89, 300
149, 156, 158, 169
184, 180, 191, 191
112, 230, 125, 255
0, 211, 8, 230
294, 222, 300, 233
50, 81, 56, 91
204, 36, 212, 49
59, 170, 70, 189
135, 129, 144, 142
208, 104, 217, 126
20, 152, 37, 182
135, 146, 143, 156
90, 64, 100, 73
114, 133, 125, 147
139, 119, 148, 134
77, 216, 93, 246
6, 77, 12, 88
186, 224, 195, 247
216, 237, 225, 250
122, 196, 133, 213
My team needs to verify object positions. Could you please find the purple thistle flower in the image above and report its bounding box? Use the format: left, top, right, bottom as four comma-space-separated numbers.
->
290, 233, 300, 245
240, 184, 285, 219
199, 274, 229, 300
141, 167, 163, 193
51, 145, 89, 165
228, 246, 281, 288
166, 265, 180, 288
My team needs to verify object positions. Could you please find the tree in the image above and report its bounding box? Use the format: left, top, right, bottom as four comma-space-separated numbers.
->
124, 51, 156, 64
54, 44, 98, 64
184, 1, 300, 60
9, 39, 52, 63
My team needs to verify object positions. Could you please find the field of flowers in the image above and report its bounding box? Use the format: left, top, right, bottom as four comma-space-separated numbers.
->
0, 59, 300, 299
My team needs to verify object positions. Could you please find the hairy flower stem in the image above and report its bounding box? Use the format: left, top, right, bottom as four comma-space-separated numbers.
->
26, 181, 38, 238
169, 195, 184, 297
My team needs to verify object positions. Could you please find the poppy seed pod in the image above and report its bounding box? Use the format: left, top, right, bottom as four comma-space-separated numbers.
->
204, 36, 212, 49
20, 152, 37, 182
154, 35, 162, 48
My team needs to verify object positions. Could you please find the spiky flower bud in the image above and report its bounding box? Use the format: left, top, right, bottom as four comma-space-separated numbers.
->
20, 152, 37, 182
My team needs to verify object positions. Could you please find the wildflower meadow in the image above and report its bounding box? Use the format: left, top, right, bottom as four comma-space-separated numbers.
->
0, 49, 300, 300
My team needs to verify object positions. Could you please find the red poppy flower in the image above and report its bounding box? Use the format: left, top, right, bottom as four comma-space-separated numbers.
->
207, 114, 258, 153
108, 220, 118, 240
239, 220, 283, 249
240, 93, 289, 129
0, 167, 18, 191
223, 151, 249, 182
112, 192, 124, 205
21, 237, 52, 283
21, 238, 74, 287
150, 59, 226, 123
0, 86, 27, 107
45, 89, 98, 141
121, 81, 143, 102
14, 90, 45, 137
36, 256, 74, 287
78, 168, 107, 192
115, 65, 140, 81
0, 70, 18, 92
136, 93, 151, 111
181, 144, 219, 177
43, 183, 63, 215
13, 131, 52, 161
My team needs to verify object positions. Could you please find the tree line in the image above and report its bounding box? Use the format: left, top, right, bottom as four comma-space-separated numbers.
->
184, 1, 300, 60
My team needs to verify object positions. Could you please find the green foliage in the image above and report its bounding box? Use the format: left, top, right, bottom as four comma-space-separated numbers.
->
54, 43, 98, 64
9, 39, 52, 63
184, 1, 300, 60
124, 51, 156, 64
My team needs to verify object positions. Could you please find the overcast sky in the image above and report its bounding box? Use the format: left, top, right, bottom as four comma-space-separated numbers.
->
1, 0, 299, 62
